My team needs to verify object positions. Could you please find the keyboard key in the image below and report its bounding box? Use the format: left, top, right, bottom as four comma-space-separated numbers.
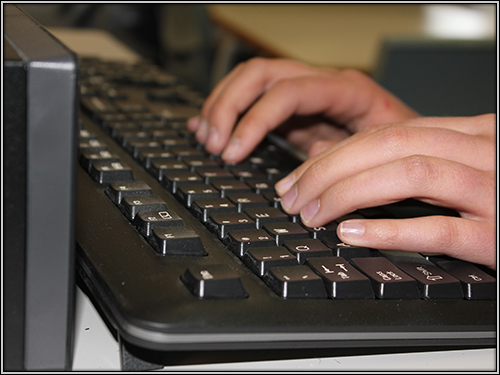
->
306, 257, 375, 299
191, 198, 237, 222
246, 179, 276, 194
181, 264, 247, 299
176, 184, 220, 207
212, 180, 252, 198
137, 149, 176, 169
379, 250, 463, 300
227, 192, 271, 212
223, 229, 276, 257
89, 161, 134, 183
322, 238, 373, 260
206, 212, 256, 239
133, 209, 184, 237
80, 149, 120, 172
150, 160, 188, 181
302, 221, 339, 240
243, 246, 298, 277
196, 168, 234, 183
263, 265, 327, 299
436, 260, 497, 300
283, 239, 332, 264
351, 257, 420, 299
151, 226, 206, 256
105, 180, 153, 204
162, 171, 204, 193
244, 207, 291, 229
263, 222, 310, 245
119, 194, 168, 220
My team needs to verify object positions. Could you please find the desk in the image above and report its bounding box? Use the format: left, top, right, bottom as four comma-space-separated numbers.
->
208, 4, 426, 72
51, 27, 496, 372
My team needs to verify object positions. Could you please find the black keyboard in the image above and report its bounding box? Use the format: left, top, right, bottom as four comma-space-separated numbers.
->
75, 58, 496, 363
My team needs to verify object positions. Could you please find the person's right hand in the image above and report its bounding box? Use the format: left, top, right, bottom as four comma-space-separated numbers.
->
187, 57, 420, 163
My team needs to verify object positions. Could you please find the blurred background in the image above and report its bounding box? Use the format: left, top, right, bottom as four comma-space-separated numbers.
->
19, 3, 497, 116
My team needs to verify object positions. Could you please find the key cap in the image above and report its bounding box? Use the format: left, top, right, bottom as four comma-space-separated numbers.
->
301, 221, 339, 240
212, 180, 252, 198
229, 167, 267, 181
90, 161, 134, 184
133, 209, 184, 237
351, 257, 420, 299
283, 239, 332, 264
322, 238, 373, 260
244, 207, 291, 229
105, 180, 153, 204
206, 212, 256, 239
246, 179, 276, 194
80, 149, 120, 172
263, 265, 327, 299
137, 149, 176, 169
436, 260, 496, 300
379, 250, 463, 300
125, 140, 162, 158
162, 171, 204, 194
227, 192, 271, 212
196, 168, 234, 183
263, 222, 310, 245
79, 138, 108, 153
191, 198, 238, 222
176, 184, 220, 208
223, 229, 276, 257
119, 194, 168, 220
151, 226, 207, 256
306, 257, 375, 299
150, 160, 188, 181
243, 246, 298, 277
183, 157, 220, 171
181, 264, 247, 299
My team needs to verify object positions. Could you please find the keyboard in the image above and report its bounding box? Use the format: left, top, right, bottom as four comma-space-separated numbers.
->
75, 57, 496, 363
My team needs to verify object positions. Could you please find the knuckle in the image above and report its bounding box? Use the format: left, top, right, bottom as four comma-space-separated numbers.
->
401, 155, 439, 190
431, 217, 462, 252
375, 125, 411, 156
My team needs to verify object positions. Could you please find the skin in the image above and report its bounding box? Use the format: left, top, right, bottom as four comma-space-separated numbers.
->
188, 57, 497, 270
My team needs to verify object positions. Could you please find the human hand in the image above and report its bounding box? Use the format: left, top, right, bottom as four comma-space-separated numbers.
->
275, 114, 496, 269
188, 57, 419, 163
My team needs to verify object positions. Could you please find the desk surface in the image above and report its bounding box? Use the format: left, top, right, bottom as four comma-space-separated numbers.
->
208, 4, 426, 72
51, 27, 496, 371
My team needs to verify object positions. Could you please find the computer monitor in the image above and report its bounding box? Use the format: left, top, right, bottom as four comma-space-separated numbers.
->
3, 5, 78, 371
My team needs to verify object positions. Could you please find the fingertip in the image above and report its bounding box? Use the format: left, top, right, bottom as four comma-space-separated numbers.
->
221, 137, 242, 163
187, 116, 201, 133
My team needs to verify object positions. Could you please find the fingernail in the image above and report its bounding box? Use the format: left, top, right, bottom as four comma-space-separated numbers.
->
339, 221, 365, 238
187, 116, 201, 133
222, 137, 240, 162
206, 126, 220, 150
300, 199, 320, 224
196, 119, 209, 144
281, 185, 297, 212
275, 173, 295, 196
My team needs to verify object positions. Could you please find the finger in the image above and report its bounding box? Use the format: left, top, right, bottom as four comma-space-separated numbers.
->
337, 217, 496, 270
298, 155, 495, 228
276, 124, 495, 212
201, 58, 321, 154
308, 140, 338, 158
221, 75, 345, 162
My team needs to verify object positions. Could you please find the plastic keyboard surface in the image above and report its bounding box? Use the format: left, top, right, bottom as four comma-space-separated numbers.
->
75, 58, 496, 352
